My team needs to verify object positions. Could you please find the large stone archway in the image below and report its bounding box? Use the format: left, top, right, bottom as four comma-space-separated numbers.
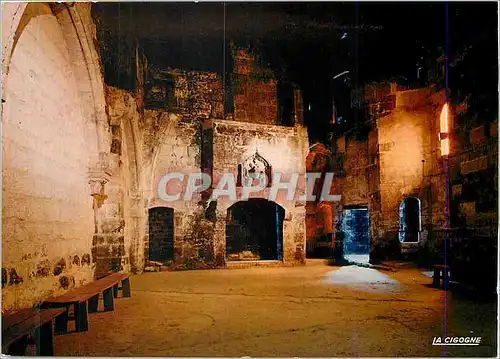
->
1, 3, 110, 311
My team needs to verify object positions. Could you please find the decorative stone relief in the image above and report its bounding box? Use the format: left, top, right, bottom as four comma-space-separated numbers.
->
239, 151, 271, 187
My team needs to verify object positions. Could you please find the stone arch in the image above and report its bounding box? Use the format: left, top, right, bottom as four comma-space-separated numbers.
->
1, 2, 28, 94
2, 3, 108, 156
1, 3, 108, 311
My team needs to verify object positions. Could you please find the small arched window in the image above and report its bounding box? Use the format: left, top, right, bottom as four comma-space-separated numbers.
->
399, 197, 421, 243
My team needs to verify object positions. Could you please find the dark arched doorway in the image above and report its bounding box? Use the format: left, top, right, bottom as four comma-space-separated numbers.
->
148, 207, 174, 262
226, 199, 284, 261
399, 197, 421, 243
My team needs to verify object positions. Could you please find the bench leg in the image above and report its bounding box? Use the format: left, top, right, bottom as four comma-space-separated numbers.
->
74, 302, 89, 332
113, 284, 119, 298
6, 336, 28, 355
88, 294, 99, 313
122, 278, 131, 298
35, 321, 54, 356
432, 268, 441, 288
54, 307, 69, 334
103, 288, 114, 311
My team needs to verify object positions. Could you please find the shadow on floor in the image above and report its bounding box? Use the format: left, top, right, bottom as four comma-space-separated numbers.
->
422, 281, 497, 303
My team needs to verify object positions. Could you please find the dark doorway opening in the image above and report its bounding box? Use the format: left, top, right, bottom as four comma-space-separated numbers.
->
226, 199, 284, 261
399, 197, 421, 243
342, 206, 370, 263
148, 207, 174, 262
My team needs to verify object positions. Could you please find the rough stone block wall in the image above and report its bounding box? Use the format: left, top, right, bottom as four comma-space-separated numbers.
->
2, 4, 98, 311
211, 120, 309, 264
231, 48, 278, 125
105, 60, 306, 269
146, 67, 224, 120
105, 66, 224, 272
339, 137, 371, 206
148, 109, 210, 268
336, 134, 383, 255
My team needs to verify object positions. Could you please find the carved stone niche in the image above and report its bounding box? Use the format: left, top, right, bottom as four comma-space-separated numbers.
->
237, 150, 272, 188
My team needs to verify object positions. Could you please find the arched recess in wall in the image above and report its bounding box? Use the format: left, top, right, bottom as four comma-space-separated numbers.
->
148, 207, 175, 262
399, 197, 421, 243
1, 3, 107, 311
226, 199, 285, 261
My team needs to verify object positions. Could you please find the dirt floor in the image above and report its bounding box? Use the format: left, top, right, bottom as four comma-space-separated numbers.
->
53, 260, 497, 357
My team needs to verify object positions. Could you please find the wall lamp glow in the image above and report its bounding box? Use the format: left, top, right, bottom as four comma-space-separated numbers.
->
439, 103, 451, 156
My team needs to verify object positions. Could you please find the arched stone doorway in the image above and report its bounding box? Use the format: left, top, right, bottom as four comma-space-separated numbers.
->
148, 207, 174, 262
399, 197, 421, 243
226, 199, 285, 261
342, 206, 370, 263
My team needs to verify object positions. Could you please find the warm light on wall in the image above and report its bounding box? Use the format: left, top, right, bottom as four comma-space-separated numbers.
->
440, 138, 450, 157
439, 103, 450, 156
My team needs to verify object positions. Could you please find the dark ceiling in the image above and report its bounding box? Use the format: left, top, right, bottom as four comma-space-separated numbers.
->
92, 2, 498, 140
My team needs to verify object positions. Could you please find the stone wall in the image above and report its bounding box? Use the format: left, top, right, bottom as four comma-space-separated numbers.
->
231, 47, 278, 125
211, 120, 309, 264
336, 131, 382, 254
377, 88, 446, 256
144, 67, 224, 120
304, 143, 336, 254
311, 86, 447, 261
148, 110, 207, 268
339, 137, 371, 206
1, 3, 107, 311
105, 66, 223, 271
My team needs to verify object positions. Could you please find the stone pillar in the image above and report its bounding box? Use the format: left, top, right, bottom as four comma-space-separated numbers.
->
89, 153, 128, 278
126, 192, 145, 274
293, 86, 304, 126
293, 208, 307, 264
213, 206, 227, 267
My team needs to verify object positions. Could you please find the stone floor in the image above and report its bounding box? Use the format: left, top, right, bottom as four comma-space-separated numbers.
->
54, 260, 497, 357
344, 253, 370, 265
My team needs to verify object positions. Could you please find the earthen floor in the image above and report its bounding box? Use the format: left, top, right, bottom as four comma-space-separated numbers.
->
53, 260, 497, 357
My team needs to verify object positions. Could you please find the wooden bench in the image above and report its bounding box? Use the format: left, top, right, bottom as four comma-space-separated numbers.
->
41, 273, 131, 333
432, 264, 451, 289
2, 307, 66, 355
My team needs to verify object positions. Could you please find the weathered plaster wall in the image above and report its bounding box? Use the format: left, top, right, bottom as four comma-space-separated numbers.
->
212, 120, 309, 264
2, 3, 107, 311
